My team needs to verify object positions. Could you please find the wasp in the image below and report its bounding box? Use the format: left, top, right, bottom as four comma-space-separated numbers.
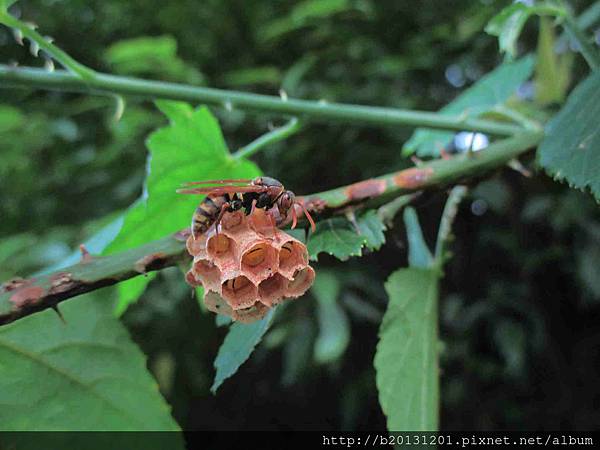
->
177, 177, 316, 239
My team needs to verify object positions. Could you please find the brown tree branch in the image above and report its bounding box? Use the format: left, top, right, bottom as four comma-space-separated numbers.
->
0, 131, 542, 326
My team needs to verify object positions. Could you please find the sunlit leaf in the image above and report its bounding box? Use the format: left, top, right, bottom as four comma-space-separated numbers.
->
485, 2, 565, 59
211, 308, 276, 393
0, 292, 182, 433
403, 56, 535, 157
312, 271, 349, 364
374, 268, 439, 431
537, 72, 600, 201
105, 101, 260, 314
307, 211, 386, 261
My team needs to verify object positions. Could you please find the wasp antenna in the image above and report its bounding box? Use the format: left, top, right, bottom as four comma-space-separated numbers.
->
297, 202, 316, 233
291, 205, 298, 229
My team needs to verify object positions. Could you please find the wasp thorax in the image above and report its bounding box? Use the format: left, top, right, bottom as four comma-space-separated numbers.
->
185, 205, 315, 323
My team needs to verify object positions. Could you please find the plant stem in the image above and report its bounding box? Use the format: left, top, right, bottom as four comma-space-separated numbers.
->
0, 12, 97, 79
0, 232, 188, 325
302, 131, 542, 210
0, 65, 525, 135
434, 186, 469, 264
233, 117, 302, 159
0, 131, 542, 326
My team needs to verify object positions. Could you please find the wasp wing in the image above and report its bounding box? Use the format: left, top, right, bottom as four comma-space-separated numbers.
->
180, 179, 253, 187
177, 186, 267, 195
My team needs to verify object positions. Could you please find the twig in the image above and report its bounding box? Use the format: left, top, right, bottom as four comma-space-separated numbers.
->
234, 117, 302, 159
0, 11, 96, 79
0, 232, 189, 325
0, 131, 542, 326
434, 186, 469, 265
0, 66, 525, 136
302, 132, 541, 211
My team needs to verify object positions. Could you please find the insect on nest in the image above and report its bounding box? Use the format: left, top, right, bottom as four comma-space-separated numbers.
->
179, 177, 316, 323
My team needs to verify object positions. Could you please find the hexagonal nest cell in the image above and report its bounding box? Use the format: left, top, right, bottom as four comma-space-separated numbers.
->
185, 205, 315, 323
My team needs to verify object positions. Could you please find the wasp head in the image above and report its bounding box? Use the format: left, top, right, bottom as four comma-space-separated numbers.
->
276, 190, 296, 214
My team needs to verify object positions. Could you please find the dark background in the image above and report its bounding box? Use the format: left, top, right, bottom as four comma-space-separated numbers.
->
1, 0, 599, 431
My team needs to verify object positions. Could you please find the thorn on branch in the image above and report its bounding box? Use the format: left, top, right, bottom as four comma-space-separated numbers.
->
507, 159, 532, 177
29, 39, 39, 57
51, 304, 66, 324
344, 209, 361, 235
134, 253, 168, 274
79, 244, 93, 263
43, 56, 54, 72
411, 155, 424, 166
12, 28, 23, 45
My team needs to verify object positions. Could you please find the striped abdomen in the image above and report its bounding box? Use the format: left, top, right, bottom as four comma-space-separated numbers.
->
192, 194, 228, 238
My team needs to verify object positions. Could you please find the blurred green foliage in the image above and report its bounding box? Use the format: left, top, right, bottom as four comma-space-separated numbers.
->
1, 0, 599, 432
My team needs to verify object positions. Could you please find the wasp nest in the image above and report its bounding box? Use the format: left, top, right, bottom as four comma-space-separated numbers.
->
185, 208, 315, 323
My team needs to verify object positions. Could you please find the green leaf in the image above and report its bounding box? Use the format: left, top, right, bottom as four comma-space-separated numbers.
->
485, 2, 566, 59
403, 56, 535, 157
259, 0, 353, 42
403, 207, 433, 268
357, 210, 387, 251
0, 104, 25, 133
312, 271, 350, 364
537, 72, 600, 201
211, 308, 276, 393
105, 101, 261, 314
374, 268, 439, 431
221, 66, 281, 87
308, 218, 364, 261
307, 211, 386, 261
0, 0, 18, 11
0, 292, 182, 433
104, 36, 204, 83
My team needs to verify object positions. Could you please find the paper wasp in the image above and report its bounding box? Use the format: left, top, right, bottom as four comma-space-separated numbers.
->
177, 176, 316, 239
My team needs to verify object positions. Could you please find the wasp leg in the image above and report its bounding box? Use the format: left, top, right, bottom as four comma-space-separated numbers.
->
290, 204, 298, 229
297, 201, 316, 233
214, 202, 231, 237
